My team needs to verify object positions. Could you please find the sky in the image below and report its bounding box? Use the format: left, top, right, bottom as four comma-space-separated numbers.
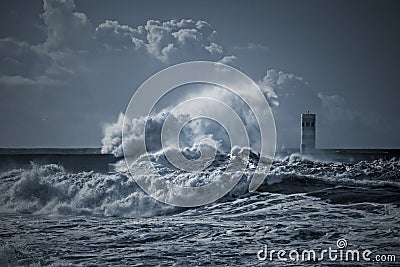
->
0, 0, 399, 149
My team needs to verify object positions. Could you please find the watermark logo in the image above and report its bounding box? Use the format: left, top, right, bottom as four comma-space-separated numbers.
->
336, 238, 347, 249
257, 239, 396, 263
122, 61, 276, 207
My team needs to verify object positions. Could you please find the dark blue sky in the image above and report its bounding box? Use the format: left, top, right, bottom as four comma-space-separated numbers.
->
0, 0, 399, 149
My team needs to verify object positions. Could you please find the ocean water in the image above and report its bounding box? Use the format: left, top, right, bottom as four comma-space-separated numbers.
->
0, 153, 399, 266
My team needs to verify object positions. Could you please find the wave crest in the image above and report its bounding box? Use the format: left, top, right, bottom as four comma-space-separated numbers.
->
0, 153, 399, 217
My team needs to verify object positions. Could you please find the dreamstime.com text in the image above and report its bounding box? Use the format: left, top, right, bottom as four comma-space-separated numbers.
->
257, 239, 396, 263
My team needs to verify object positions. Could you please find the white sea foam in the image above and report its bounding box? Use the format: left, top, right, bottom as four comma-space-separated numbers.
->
0, 163, 176, 217
0, 151, 399, 217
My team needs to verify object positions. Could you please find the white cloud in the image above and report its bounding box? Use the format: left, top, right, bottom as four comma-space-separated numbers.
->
0, 75, 64, 86
143, 19, 224, 63
1, 0, 233, 89
258, 69, 310, 108
95, 18, 225, 64
0, 0, 93, 88
233, 43, 269, 51
41, 0, 92, 50
204, 42, 223, 55
218, 55, 237, 65
95, 20, 145, 50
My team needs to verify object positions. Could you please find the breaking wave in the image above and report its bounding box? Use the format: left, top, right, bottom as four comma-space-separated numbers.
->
0, 163, 178, 217
266, 154, 400, 189
0, 151, 399, 217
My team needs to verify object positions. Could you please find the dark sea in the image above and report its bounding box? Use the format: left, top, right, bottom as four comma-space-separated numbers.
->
0, 153, 399, 266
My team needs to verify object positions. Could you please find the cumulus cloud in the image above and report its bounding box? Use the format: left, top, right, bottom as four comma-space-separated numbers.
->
258, 69, 317, 111
95, 19, 225, 63
95, 20, 145, 50
41, 0, 93, 50
0, 0, 231, 89
0, 0, 93, 88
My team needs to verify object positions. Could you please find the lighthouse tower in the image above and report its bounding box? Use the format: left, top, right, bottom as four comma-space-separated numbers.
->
301, 112, 316, 153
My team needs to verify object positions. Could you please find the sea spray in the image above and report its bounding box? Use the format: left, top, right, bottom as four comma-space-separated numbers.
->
0, 153, 399, 217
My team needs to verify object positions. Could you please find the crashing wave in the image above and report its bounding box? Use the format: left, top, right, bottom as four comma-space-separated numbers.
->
0, 151, 399, 217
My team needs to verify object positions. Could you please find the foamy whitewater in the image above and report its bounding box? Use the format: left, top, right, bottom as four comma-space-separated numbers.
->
0, 151, 399, 266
